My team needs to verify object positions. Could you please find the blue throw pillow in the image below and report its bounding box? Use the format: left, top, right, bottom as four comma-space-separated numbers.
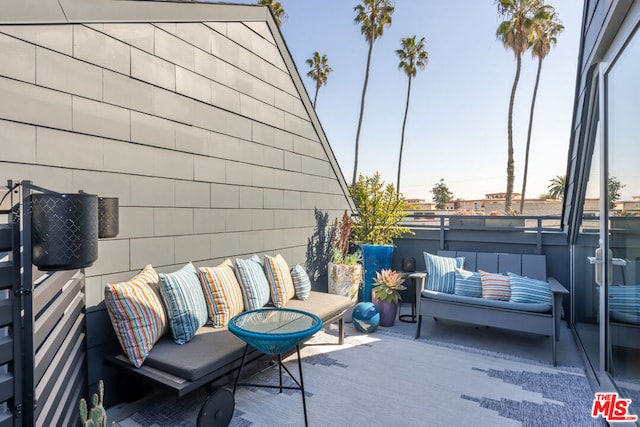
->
290, 264, 311, 301
159, 262, 209, 345
235, 255, 271, 310
508, 272, 552, 305
609, 285, 640, 314
424, 252, 465, 294
454, 268, 482, 298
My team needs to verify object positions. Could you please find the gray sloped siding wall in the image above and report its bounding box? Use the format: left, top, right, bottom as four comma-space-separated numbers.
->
563, 0, 632, 230
0, 20, 351, 401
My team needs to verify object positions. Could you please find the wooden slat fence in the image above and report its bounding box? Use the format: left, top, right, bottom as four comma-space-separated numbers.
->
0, 182, 86, 427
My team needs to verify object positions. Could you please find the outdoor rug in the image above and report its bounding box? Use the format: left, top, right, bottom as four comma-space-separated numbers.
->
115, 326, 605, 427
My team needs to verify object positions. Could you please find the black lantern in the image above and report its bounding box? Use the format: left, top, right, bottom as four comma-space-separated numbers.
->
98, 197, 119, 238
31, 192, 98, 270
402, 257, 416, 272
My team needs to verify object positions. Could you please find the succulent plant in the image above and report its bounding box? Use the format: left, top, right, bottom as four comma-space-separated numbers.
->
372, 269, 406, 304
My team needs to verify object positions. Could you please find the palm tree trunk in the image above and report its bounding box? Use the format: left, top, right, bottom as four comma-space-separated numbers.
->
313, 84, 319, 109
505, 53, 522, 213
397, 75, 412, 195
519, 56, 543, 214
352, 41, 374, 187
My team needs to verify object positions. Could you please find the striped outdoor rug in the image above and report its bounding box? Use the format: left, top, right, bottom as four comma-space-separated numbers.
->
115, 326, 605, 427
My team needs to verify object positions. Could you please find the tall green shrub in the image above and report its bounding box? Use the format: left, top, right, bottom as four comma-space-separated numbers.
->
350, 173, 412, 245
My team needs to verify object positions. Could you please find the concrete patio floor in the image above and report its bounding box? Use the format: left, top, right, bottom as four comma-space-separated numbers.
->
108, 307, 593, 426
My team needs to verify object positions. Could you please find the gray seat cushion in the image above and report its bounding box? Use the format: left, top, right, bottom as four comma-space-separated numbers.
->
144, 326, 246, 381
285, 290, 352, 320
422, 289, 552, 313
142, 291, 351, 381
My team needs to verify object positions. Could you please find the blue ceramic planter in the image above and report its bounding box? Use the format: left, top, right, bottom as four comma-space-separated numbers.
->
360, 244, 393, 302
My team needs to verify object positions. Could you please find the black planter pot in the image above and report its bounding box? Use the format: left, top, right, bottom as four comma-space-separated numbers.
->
98, 197, 119, 238
31, 192, 98, 270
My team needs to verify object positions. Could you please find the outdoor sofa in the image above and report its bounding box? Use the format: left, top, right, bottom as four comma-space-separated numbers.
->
415, 251, 569, 366
609, 284, 640, 350
105, 254, 352, 425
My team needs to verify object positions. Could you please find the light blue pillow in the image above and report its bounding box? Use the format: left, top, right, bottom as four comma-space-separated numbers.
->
159, 262, 209, 345
290, 264, 311, 300
508, 272, 552, 305
609, 285, 640, 314
454, 268, 482, 298
424, 252, 465, 294
235, 255, 271, 310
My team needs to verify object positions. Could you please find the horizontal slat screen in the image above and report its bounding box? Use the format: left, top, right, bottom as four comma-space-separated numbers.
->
0, 373, 12, 404
0, 337, 12, 365
32, 269, 86, 427
0, 298, 11, 328
0, 226, 11, 252
0, 412, 13, 427
33, 273, 83, 350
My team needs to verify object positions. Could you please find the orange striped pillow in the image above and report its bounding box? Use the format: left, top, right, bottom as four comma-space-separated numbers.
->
264, 254, 295, 308
104, 265, 168, 368
479, 270, 511, 301
198, 259, 244, 328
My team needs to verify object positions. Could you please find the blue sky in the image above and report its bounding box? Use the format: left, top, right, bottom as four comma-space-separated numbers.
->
276, 1, 584, 201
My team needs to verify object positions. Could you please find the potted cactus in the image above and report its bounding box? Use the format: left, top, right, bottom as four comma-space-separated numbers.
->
371, 269, 406, 327
79, 380, 115, 427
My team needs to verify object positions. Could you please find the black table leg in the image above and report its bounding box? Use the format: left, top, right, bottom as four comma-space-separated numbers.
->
278, 353, 283, 393
233, 344, 250, 394
399, 276, 417, 323
296, 345, 308, 427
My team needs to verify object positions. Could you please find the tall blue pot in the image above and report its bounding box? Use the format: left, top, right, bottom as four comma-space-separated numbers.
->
360, 244, 394, 302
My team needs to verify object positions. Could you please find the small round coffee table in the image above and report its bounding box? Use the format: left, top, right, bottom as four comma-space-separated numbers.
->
228, 308, 322, 426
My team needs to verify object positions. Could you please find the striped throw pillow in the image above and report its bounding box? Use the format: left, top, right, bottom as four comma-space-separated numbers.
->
104, 264, 168, 368
454, 268, 482, 298
609, 285, 640, 314
424, 252, 465, 294
234, 255, 271, 310
508, 272, 552, 305
290, 264, 311, 300
159, 262, 209, 345
479, 270, 511, 301
264, 254, 295, 308
199, 259, 245, 327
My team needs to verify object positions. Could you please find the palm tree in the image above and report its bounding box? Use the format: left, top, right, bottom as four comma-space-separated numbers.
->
547, 175, 565, 200
496, 0, 541, 213
395, 35, 428, 194
258, 0, 287, 27
351, 0, 395, 187
305, 52, 333, 108
519, 6, 564, 214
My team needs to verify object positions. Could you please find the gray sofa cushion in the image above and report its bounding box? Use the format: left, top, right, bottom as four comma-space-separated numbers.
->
144, 326, 246, 381
141, 291, 352, 381
611, 310, 640, 325
421, 289, 552, 313
285, 290, 352, 320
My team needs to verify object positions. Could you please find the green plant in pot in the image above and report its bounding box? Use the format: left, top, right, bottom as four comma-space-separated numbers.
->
371, 269, 406, 327
328, 211, 363, 315
350, 173, 412, 302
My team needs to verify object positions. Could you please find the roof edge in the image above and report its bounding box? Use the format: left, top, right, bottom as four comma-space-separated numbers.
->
0, 0, 266, 24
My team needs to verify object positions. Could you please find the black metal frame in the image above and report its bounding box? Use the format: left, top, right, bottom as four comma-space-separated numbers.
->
233, 344, 310, 427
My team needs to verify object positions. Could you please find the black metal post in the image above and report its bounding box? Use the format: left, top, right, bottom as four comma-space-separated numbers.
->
9, 180, 24, 425
21, 181, 35, 426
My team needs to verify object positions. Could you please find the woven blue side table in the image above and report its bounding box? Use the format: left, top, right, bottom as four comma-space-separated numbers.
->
228, 308, 322, 427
